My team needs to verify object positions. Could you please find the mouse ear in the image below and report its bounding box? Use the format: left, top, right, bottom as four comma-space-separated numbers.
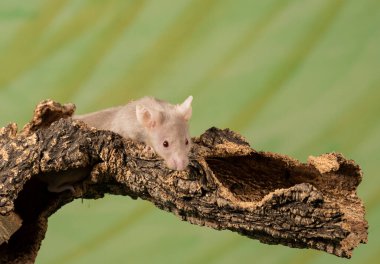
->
177, 95, 193, 121
136, 105, 163, 129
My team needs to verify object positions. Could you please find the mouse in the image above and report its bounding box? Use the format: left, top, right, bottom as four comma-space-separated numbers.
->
74, 96, 193, 171
37, 96, 193, 193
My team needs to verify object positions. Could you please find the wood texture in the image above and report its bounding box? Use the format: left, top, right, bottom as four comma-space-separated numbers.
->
0, 100, 367, 263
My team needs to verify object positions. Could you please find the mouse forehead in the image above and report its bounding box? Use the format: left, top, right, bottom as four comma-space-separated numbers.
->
160, 117, 189, 139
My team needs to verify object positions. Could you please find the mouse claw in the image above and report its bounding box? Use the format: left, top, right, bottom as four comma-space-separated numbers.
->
144, 145, 156, 157
144, 145, 153, 152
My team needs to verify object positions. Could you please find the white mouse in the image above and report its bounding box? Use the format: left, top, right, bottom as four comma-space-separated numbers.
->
37, 96, 193, 193
75, 96, 193, 170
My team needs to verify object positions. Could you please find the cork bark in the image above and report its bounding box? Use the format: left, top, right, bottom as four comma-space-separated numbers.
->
0, 100, 368, 263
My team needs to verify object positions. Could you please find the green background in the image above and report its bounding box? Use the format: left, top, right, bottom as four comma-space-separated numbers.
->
1, 0, 379, 263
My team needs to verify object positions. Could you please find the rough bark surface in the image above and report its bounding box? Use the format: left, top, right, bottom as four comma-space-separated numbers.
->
0, 100, 368, 263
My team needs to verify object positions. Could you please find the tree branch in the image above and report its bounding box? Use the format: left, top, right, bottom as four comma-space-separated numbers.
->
0, 100, 367, 263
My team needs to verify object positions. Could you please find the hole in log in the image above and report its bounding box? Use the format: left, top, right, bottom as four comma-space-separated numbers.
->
206, 153, 314, 202
0, 178, 59, 262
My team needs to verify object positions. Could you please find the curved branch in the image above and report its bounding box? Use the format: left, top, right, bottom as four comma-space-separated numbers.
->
0, 100, 367, 263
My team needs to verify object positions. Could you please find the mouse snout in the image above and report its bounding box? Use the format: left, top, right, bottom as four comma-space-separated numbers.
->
168, 156, 189, 171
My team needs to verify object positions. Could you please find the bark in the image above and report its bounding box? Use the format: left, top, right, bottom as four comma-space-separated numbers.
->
0, 100, 368, 263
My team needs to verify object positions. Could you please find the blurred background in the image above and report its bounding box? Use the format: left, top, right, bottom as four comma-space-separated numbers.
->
0, 0, 379, 263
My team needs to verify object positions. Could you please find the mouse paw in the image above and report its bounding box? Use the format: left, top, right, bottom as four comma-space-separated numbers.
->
144, 145, 153, 152
144, 145, 156, 157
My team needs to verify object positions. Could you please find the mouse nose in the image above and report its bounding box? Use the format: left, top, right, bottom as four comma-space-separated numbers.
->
171, 157, 188, 171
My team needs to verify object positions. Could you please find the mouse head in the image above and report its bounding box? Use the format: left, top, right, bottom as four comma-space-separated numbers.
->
136, 96, 193, 170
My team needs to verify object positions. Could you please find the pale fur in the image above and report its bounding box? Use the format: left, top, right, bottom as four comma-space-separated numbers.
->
74, 97, 188, 143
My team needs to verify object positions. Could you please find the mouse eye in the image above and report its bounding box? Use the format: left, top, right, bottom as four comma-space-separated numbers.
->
185, 139, 189, 145
163, 140, 169, 148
